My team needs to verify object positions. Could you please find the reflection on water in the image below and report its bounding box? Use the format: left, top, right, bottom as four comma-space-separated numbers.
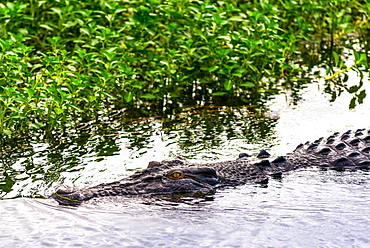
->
0, 105, 280, 199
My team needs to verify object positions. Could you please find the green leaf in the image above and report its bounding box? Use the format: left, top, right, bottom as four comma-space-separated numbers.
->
66, 104, 82, 112
229, 16, 244, 22
232, 69, 246, 77
198, 55, 210, 60
9, 77, 23, 83
240, 82, 255, 87
217, 36, 231, 41
87, 95, 97, 102
201, 65, 219, 72
124, 92, 133, 102
332, 51, 339, 67
357, 90, 366, 104
211, 92, 228, 96
3, 129, 12, 135
51, 7, 62, 15
348, 84, 359, 93
99, 91, 116, 99
247, 64, 258, 72
360, 53, 367, 62
40, 24, 54, 31
80, 28, 90, 36
26, 88, 35, 97
343, 73, 349, 83
29, 122, 45, 130
353, 49, 360, 61
54, 107, 64, 115
349, 97, 356, 109
209, 66, 219, 72
140, 93, 156, 99
224, 81, 233, 91
132, 83, 143, 88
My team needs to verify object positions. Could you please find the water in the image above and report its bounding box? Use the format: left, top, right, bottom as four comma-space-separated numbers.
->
1, 71, 370, 247
2, 169, 370, 247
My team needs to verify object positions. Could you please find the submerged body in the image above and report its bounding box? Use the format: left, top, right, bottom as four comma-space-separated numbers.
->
52, 129, 370, 205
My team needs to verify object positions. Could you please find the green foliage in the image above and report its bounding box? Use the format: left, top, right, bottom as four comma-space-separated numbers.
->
0, 0, 369, 135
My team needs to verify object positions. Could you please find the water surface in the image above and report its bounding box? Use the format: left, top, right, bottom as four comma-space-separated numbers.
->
1, 72, 370, 247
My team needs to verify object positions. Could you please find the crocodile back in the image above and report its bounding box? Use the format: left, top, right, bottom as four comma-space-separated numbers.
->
285, 129, 370, 171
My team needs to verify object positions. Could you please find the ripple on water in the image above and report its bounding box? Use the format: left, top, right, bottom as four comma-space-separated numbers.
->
1, 168, 370, 247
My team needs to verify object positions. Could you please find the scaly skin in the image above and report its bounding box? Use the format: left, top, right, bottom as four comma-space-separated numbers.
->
52, 129, 370, 205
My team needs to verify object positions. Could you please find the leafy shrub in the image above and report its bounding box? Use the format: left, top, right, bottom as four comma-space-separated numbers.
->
0, 0, 369, 135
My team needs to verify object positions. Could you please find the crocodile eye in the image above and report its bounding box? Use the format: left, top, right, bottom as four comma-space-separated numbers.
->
167, 171, 184, 179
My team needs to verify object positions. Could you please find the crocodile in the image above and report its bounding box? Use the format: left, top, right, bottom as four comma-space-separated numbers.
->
52, 129, 370, 205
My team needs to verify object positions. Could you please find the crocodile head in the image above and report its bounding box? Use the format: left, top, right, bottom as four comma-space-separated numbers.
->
51, 158, 219, 205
